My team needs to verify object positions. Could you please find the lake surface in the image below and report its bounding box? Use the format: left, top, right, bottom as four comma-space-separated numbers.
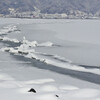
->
1, 18, 100, 66
0, 18, 100, 86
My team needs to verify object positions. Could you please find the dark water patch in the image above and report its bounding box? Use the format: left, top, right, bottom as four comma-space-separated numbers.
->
41, 54, 53, 57
7, 29, 21, 33
79, 65, 100, 69
39, 53, 69, 63
53, 44, 61, 47
0, 34, 7, 36
0, 40, 21, 47
53, 57, 69, 63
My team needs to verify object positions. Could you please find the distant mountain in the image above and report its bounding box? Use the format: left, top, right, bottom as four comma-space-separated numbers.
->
0, 0, 100, 15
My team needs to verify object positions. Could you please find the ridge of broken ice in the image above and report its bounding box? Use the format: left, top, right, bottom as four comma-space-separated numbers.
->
22, 37, 54, 47
0, 36, 100, 77
0, 25, 20, 35
1, 39, 100, 75
0, 36, 19, 43
37, 41, 54, 47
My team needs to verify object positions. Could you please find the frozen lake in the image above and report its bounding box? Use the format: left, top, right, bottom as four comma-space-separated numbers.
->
1, 18, 100, 66
0, 18, 100, 100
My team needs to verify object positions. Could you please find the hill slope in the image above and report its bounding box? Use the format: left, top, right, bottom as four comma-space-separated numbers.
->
0, 0, 100, 15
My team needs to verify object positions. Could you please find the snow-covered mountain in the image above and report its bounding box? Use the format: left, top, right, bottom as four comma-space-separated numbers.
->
0, 0, 100, 15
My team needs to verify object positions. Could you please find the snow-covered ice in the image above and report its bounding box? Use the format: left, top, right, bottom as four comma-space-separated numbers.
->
0, 24, 20, 35
0, 18, 100, 100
